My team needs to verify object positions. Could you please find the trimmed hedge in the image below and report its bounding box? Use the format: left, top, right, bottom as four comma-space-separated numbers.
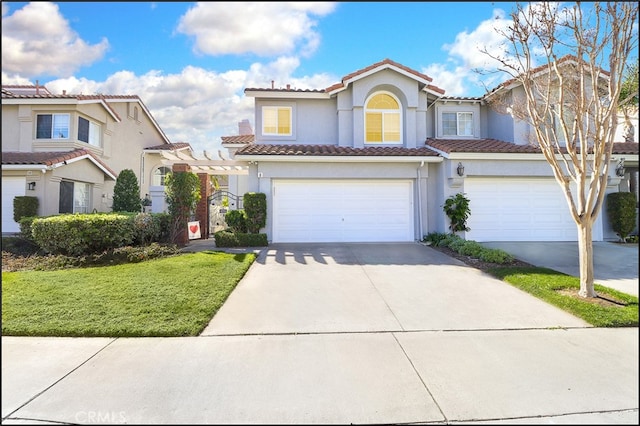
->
13, 196, 39, 223
214, 230, 268, 248
244, 192, 267, 233
606, 192, 637, 241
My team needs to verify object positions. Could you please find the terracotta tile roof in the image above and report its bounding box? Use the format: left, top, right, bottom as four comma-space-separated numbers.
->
221, 135, 255, 144
245, 59, 445, 95
145, 142, 191, 151
235, 144, 439, 157
426, 138, 542, 154
613, 142, 639, 155
1, 149, 117, 177
427, 138, 639, 156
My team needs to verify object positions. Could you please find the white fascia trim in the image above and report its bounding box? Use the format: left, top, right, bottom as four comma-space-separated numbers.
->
345, 64, 431, 87
1, 165, 48, 171
244, 90, 330, 99
55, 154, 117, 180
234, 155, 442, 163
77, 99, 120, 122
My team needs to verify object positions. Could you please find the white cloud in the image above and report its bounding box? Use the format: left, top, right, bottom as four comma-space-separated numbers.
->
1, 2, 109, 78
40, 56, 336, 157
176, 2, 336, 58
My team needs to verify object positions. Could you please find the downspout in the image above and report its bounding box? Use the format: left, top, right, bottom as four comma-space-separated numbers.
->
417, 160, 424, 241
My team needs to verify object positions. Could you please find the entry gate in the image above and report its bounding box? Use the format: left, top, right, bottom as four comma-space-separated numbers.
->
208, 191, 243, 234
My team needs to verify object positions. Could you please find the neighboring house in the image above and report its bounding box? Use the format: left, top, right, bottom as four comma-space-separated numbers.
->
225, 58, 638, 243
1, 84, 179, 233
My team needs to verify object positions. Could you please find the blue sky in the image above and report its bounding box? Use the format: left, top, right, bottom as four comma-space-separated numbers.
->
2, 1, 525, 156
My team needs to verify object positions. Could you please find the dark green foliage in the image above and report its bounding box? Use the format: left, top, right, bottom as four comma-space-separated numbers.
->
165, 171, 201, 245
31, 214, 135, 256
225, 210, 248, 233
424, 232, 514, 264
214, 230, 268, 247
112, 169, 142, 212
606, 192, 637, 242
18, 216, 38, 241
443, 192, 471, 234
244, 192, 267, 233
13, 196, 39, 223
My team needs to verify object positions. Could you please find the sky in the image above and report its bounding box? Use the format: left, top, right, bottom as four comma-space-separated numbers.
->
2, 1, 541, 157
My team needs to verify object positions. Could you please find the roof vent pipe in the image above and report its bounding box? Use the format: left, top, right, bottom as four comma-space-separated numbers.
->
35, 80, 39, 95
271, 80, 274, 89
286, 84, 290, 90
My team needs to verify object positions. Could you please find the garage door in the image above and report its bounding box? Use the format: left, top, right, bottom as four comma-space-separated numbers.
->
464, 178, 603, 242
2, 177, 26, 233
273, 180, 414, 242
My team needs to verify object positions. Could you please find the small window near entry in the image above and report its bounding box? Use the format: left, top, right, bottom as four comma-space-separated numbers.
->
262, 106, 291, 136
153, 166, 172, 186
442, 112, 473, 137
36, 114, 70, 139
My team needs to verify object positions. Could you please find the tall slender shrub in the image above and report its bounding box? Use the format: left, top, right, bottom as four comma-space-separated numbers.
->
112, 169, 142, 212
164, 171, 201, 245
244, 192, 267, 233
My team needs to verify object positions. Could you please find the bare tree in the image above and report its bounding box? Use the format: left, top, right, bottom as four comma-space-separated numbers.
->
481, 2, 638, 298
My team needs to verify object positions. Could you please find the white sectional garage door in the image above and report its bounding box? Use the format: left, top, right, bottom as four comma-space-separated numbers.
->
273, 180, 414, 242
464, 178, 603, 242
2, 176, 26, 234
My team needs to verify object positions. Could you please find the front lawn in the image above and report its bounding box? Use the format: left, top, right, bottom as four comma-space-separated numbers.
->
487, 266, 638, 328
2, 251, 256, 337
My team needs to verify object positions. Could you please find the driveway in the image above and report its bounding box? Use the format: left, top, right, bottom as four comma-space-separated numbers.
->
201, 243, 589, 335
481, 241, 639, 297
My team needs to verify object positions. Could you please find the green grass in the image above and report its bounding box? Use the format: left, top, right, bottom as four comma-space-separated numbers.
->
2, 251, 256, 337
487, 266, 638, 328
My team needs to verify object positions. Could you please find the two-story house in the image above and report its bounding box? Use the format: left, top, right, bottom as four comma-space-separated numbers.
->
227, 58, 638, 243
1, 84, 182, 233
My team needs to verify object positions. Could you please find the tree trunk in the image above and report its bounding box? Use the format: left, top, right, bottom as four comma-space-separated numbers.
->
577, 220, 597, 298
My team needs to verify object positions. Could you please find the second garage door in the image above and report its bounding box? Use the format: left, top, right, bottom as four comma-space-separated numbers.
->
273, 180, 414, 243
464, 178, 603, 242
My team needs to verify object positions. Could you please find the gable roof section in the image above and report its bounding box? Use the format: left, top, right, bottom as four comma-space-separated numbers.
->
2, 149, 117, 180
1, 85, 172, 145
245, 59, 446, 98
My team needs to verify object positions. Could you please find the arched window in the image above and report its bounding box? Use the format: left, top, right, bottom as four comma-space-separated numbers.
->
365, 92, 401, 144
152, 166, 171, 186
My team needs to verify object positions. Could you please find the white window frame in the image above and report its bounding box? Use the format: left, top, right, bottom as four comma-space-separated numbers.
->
364, 91, 402, 144
442, 112, 474, 137
74, 182, 91, 213
36, 113, 70, 139
262, 106, 292, 136
152, 166, 172, 186
78, 116, 101, 146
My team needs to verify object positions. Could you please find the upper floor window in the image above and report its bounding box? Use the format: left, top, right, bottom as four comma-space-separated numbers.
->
36, 113, 70, 139
78, 117, 101, 146
442, 112, 473, 137
365, 92, 401, 144
262, 106, 291, 136
152, 166, 171, 186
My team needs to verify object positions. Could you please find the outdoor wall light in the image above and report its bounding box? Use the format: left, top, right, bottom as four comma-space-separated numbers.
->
27, 182, 36, 190
456, 162, 465, 177
615, 158, 625, 177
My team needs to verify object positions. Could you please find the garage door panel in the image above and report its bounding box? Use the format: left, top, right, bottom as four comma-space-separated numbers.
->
465, 178, 602, 242
273, 180, 413, 243
2, 177, 27, 234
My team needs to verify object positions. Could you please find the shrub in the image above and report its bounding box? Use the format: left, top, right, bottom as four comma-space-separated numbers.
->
225, 210, 248, 233
244, 192, 267, 233
112, 169, 142, 212
165, 171, 201, 245
478, 249, 514, 263
423, 232, 449, 246
443, 193, 471, 234
606, 192, 637, 242
13, 196, 39, 223
31, 214, 135, 256
214, 230, 268, 247
458, 240, 485, 258
132, 212, 161, 246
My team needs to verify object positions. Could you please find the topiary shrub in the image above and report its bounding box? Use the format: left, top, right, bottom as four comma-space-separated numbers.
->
225, 209, 248, 233
112, 169, 142, 212
606, 192, 637, 242
244, 192, 267, 233
13, 196, 39, 223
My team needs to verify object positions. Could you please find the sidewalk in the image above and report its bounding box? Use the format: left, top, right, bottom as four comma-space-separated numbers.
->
2, 242, 638, 424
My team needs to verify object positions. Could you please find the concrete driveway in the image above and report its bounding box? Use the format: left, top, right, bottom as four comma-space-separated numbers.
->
481, 241, 639, 297
201, 243, 589, 335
